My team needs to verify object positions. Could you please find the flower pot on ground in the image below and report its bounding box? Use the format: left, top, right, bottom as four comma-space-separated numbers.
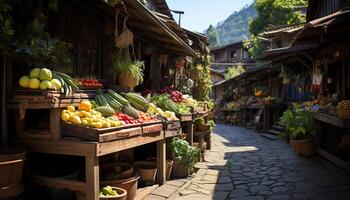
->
291, 137, 315, 157
170, 138, 199, 178
172, 157, 190, 178
146, 157, 173, 181
100, 176, 139, 200
0, 149, 26, 199
100, 162, 134, 181
99, 186, 127, 200
279, 103, 315, 157
133, 161, 157, 182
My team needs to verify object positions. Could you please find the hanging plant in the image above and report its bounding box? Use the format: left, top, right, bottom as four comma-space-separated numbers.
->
111, 49, 144, 89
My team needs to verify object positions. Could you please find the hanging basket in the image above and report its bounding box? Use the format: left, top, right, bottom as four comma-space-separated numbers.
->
118, 73, 139, 89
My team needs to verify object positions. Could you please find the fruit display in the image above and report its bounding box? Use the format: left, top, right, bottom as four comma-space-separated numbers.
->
122, 105, 140, 119
61, 101, 123, 129
337, 100, 350, 110
151, 94, 179, 114
94, 106, 115, 117
123, 92, 149, 112
147, 103, 178, 121
170, 91, 184, 102
78, 78, 103, 89
137, 111, 159, 123
19, 68, 53, 90
115, 112, 140, 125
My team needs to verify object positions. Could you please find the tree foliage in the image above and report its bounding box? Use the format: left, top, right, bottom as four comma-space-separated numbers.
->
247, 0, 307, 58
225, 65, 246, 80
205, 25, 219, 48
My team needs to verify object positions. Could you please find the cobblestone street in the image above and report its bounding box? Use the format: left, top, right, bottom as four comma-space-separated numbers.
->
146, 124, 350, 200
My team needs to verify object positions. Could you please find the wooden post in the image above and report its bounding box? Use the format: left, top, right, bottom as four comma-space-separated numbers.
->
1, 52, 7, 147
50, 109, 61, 140
198, 134, 204, 161
187, 121, 193, 146
85, 155, 99, 200
157, 138, 166, 185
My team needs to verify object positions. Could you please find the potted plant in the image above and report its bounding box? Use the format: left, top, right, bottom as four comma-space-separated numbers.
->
279, 103, 315, 156
170, 138, 199, 178
111, 49, 144, 90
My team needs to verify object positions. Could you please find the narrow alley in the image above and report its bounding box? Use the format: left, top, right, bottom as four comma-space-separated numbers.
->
147, 124, 350, 200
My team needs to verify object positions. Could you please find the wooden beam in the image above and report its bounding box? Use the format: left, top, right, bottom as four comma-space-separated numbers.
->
85, 155, 99, 200
1, 52, 7, 147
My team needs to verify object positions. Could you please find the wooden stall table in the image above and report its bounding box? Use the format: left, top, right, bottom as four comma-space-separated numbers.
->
311, 112, 350, 171
7, 92, 167, 200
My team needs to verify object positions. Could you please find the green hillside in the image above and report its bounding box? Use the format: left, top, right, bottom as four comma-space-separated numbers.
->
206, 4, 256, 48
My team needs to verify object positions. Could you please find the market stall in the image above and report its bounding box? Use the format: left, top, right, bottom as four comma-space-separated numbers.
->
0, 0, 210, 199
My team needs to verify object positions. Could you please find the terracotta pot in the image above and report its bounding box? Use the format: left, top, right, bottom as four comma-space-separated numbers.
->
291, 138, 315, 157
100, 162, 133, 180
100, 176, 140, 200
0, 148, 26, 188
171, 157, 189, 178
133, 161, 157, 182
99, 187, 127, 200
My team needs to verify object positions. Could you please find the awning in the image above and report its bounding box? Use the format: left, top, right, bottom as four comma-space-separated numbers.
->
260, 44, 318, 61
98, 0, 197, 56
293, 9, 350, 44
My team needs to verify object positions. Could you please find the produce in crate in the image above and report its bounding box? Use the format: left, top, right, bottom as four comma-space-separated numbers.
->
122, 105, 140, 119
147, 103, 178, 121
61, 101, 123, 128
123, 92, 149, 111
107, 89, 130, 106
151, 94, 179, 114
94, 106, 115, 117
115, 112, 139, 125
137, 112, 159, 123
52, 71, 79, 95
78, 78, 103, 89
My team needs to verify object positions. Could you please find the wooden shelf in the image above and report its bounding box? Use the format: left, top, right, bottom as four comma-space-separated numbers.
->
317, 148, 350, 172
164, 129, 181, 138
178, 114, 193, 122
12, 131, 164, 157
311, 112, 350, 129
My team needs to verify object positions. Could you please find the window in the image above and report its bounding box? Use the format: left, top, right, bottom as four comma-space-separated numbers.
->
230, 51, 237, 59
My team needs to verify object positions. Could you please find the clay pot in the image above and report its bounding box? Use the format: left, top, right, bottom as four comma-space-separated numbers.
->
171, 157, 189, 178
291, 137, 315, 157
99, 187, 127, 200
100, 176, 140, 200
0, 148, 26, 188
133, 161, 157, 182
100, 162, 133, 180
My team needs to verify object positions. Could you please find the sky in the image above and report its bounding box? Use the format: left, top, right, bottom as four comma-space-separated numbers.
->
166, 0, 254, 33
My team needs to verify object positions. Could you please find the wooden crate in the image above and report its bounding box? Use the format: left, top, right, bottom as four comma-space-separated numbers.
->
61, 122, 142, 142
177, 114, 193, 122
162, 120, 181, 130
141, 122, 163, 135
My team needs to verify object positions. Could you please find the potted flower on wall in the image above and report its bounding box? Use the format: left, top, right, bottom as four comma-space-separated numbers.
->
170, 138, 199, 178
279, 103, 315, 156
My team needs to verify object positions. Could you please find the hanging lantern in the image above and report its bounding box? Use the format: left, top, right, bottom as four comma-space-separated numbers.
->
187, 78, 194, 88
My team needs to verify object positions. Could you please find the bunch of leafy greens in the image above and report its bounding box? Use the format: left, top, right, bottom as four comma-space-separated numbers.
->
279, 103, 313, 140
171, 138, 199, 169
245, 0, 307, 58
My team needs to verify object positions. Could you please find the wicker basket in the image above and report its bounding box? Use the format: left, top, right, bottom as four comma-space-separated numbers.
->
336, 108, 350, 119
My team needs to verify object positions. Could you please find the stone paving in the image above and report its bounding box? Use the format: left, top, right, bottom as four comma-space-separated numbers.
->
146, 124, 350, 200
